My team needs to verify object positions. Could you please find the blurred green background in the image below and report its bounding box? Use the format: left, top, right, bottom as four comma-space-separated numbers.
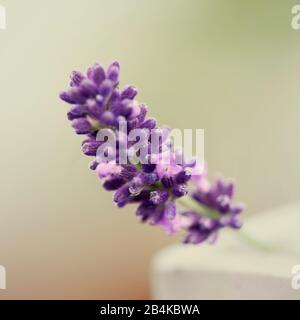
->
0, 0, 299, 299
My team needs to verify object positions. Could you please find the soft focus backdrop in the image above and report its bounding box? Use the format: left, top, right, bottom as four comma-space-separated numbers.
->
0, 0, 299, 299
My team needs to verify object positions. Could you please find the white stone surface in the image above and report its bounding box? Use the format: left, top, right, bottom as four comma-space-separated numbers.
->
151, 202, 300, 299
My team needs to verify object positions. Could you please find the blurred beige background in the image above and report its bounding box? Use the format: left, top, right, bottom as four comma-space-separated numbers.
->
0, 0, 299, 299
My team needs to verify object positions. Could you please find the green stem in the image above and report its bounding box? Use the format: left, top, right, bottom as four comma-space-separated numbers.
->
235, 230, 275, 252
178, 197, 219, 219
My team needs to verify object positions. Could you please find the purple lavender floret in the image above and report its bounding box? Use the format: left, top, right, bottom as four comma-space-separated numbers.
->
59, 61, 244, 245
180, 177, 244, 244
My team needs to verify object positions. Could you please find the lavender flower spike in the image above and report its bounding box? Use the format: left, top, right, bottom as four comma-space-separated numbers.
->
59, 61, 244, 245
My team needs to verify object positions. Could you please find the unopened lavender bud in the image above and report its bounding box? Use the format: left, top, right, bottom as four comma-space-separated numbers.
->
120, 105, 132, 118
89, 160, 99, 170
140, 118, 156, 130
71, 118, 91, 134
107, 61, 120, 82
59, 91, 76, 104
79, 79, 98, 97
142, 163, 156, 173
176, 168, 192, 184
216, 194, 231, 212
229, 214, 243, 229
128, 177, 144, 196
165, 202, 176, 219
120, 165, 137, 180
67, 105, 87, 120
114, 185, 131, 207
137, 104, 148, 124
231, 203, 244, 215
82, 139, 102, 156
100, 110, 115, 126
87, 65, 96, 79
95, 95, 104, 106
91, 64, 106, 85
69, 87, 86, 104
110, 91, 121, 106
142, 172, 159, 184
99, 79, 113, 98
172, 184, 188, 198
103, 178, 126, 191
150, 190, 169, 205
107, 67, 119, 83
70, 71, 85, 86
128, 104, 141, 120
96, 161, 122, 179
121, 85, 138, 100
86, 99, 101, 119
161, 176, 174, 188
